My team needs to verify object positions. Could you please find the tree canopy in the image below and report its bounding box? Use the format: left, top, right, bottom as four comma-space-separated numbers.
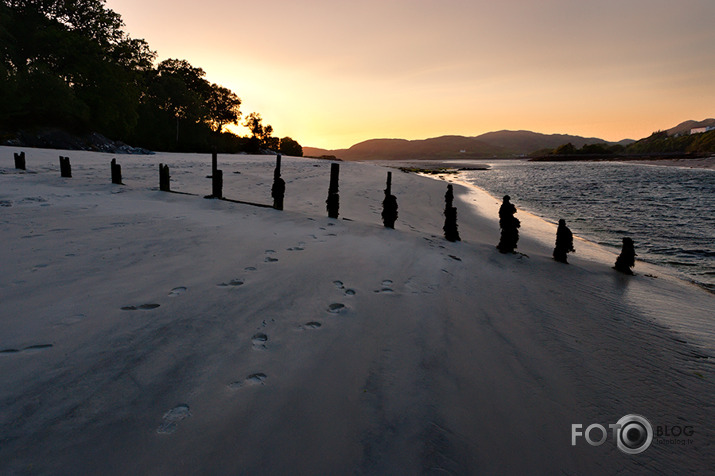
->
0, 0, 302, 154
547, 129, 715, 157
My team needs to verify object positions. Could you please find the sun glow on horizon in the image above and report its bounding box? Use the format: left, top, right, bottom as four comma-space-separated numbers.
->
105, 0, 715, 150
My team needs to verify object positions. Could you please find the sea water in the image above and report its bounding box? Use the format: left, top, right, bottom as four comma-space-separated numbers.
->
460, 161, 715, 292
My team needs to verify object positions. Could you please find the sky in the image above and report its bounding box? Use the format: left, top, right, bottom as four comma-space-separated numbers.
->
105, 0, 715, 149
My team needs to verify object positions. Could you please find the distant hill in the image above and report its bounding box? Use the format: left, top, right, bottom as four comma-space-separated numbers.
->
474, 130, 632, 155
626, 119, 715, 155
666, 118, 715, 136
305, 130, 629, 161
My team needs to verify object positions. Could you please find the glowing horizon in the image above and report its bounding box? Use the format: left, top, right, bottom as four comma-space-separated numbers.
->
105, 0, 715, 150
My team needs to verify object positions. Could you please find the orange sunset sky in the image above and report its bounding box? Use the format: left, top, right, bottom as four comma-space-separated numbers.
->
105, 0, 715, 149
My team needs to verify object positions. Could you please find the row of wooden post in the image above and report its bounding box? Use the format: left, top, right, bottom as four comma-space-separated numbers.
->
9, 151, 641, 270
11, 151, 434, 232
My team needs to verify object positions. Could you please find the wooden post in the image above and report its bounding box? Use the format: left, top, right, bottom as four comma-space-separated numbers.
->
443, 184, 460, 242
205, 151, 222, 198
14, 152, 26, 170
382, 171, 398, 229
111, 158, 122, 184
271, 154, 285, 210
159, 163, 170, 191
326, 162, 340, 218
59, 156, 72, 178
212, 169, 223, 198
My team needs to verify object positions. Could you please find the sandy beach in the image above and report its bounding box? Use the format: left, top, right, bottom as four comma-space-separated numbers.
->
1, 147, 713, 475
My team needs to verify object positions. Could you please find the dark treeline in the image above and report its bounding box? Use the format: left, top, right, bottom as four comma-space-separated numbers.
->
544, 130, 715, 158
624, 129, 715, 155
0, 0, 303, 155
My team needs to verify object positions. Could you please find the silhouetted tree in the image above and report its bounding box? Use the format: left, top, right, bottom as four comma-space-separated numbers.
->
443, 184, 460, 242
279, 137, 303, 157
381, 171, 398, 229
206, 85, 241, 133
0, 0, 294, 154
0, 0, 154, 137
244, 112, 277, 150
554, 143, 577, 155
497, 195, 520, 253
614, 237, 636, 275
553, 219, 575, 263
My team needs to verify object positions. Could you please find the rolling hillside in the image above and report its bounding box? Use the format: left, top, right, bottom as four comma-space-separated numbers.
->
304, 130, 631, 161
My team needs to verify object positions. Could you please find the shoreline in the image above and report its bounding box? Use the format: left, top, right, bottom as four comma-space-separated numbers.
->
398, 158, 714, 295
451, 171, 714, 292
366, 156, 715, 171
418, 170, 715, 352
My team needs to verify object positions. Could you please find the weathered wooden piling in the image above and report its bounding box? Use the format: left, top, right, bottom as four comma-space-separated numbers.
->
111, 158, 122, 184
271, 154, 285, 210
381, 171, 398, 228
159, 163, 170, 191
206, 151, 223, 198
59, 156, 72, 177
212, 169, 223, 198
14, 152, 26, 170
326, 162, 340, 218
443, 184, 461, 242
496, 195, 519, 253
614, 237, 636, 275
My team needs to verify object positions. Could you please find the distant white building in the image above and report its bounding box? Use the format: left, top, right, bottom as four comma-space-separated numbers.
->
690, 126, 715, 134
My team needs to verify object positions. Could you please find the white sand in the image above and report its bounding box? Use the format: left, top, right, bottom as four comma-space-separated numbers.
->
1, 147, 713, 474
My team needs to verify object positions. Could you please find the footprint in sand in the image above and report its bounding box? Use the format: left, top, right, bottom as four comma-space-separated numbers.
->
0, 344, 53, 355
245, 266, 257, 271
121, 304, 160, 311
228, 373, 267, 389
54, 313, 86, 327
328, 303, 346, 313
252, 332, 268, 350
23, 344, 54, 353
304, 321, 322, 329
333, 280, 345, 289
374, 280, 395, 294
168, 286, 187, 297
265, 257, 278, 262
218, 279, 244, 287
157, 404, 191, 434
345, 289, 356, 296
